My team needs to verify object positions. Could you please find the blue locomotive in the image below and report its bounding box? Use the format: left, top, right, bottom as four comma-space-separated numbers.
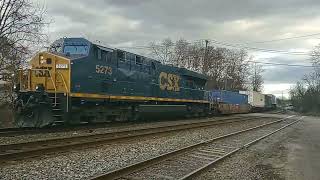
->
14, 38, 228, 127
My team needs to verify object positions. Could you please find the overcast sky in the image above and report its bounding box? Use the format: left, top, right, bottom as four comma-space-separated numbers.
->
42, 0, 320, 97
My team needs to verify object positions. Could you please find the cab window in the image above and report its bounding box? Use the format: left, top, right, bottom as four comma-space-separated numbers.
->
64, 45, 89, 55
97, 48, 102, 60
136, 56, 142, 65
105, 51, 112, 63
118, 51, 125, 62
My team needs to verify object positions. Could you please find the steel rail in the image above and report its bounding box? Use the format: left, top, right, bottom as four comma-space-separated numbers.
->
0, 116, 268, 163
0, 115, 248, 137
89, 115, 297, 180
0, 123, 114, 137
180, 116, 304, 180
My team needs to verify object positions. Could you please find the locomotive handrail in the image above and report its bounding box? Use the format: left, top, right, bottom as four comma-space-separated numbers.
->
19, 69, 69, 111
27, 69, 57, 106
56, 71, 69, 112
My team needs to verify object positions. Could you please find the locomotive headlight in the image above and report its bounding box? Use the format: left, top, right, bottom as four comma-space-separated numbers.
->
13, 84, 20, 92
35, 84, 44, 92
39, 55, 45, 64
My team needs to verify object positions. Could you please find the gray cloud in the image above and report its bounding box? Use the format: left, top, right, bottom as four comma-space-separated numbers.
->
42, 0, 320, 89
262, 56, 314, 83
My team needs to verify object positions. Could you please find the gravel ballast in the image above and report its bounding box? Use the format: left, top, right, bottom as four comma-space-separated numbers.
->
0, 114, 290, 146
194, 119, 303, 180
121, 118, 297, 179
0, 115, 247, 145
0, 115, 295, 180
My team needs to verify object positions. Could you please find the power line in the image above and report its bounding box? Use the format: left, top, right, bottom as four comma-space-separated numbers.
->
248, 32, 320, 44
117, 39, 311, 56
116, 47, 316, 68
208, 39, 310, 55
246, 61, 316, 68
116, 43, 317, 68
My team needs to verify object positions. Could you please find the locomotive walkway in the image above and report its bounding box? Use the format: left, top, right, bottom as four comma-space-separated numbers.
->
90, 115, 303, 180
0, 116, 273, 163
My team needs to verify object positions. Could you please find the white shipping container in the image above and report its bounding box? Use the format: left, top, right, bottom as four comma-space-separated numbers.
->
239, 91, 265, 108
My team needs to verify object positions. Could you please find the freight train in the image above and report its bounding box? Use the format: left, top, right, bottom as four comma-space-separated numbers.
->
12, 37, 275, 128
239, 91, 277, 112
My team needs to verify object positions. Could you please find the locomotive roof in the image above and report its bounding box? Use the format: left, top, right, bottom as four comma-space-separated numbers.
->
50, 37, 208, 80
179, 68, 208, 80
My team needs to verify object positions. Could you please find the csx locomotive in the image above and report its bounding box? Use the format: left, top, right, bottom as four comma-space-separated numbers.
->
16, 38, 236, 127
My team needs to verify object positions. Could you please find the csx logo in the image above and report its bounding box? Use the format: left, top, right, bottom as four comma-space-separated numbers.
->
159, 72, 180, 91
34, 67, 51, 77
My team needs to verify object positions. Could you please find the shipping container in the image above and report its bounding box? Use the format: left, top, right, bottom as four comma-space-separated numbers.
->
218, 104, 250, 114
265, 94, 277, 108
264, 94, 272, 109
269, 94, 277, 105
208, 90, 248, 105
239, 91, 265, 108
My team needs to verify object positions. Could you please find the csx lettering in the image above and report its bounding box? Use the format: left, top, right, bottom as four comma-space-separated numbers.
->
96, 65, 112, 75
34, 67, 51, 77
159, 72, 180, 91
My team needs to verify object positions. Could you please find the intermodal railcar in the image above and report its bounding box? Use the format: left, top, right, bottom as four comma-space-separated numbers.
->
208, 90, 250, 114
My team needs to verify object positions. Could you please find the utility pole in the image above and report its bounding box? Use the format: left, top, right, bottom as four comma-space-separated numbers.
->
281, 91, 284, 107
205, 40, 209, 52
253, 62, 257, 91
203, 40, 209, 74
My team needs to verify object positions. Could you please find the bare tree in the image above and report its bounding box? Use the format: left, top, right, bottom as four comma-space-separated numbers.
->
173, 38, 189, 67
0, 0, 48, 103
149, 38, 175, 64
185, 41, 203, 72
149, 38, 251, 90
249, 63, 264, 92
290, 44, 320, 114
311, 44, 320, 65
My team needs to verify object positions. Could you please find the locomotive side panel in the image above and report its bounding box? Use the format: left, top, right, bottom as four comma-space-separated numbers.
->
70, 44, 208, 103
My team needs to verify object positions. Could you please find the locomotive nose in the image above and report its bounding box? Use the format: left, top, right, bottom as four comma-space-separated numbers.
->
19, 52, 71, 93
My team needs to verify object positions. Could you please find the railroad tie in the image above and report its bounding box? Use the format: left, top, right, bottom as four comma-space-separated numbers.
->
188, 153, 217, 161
198, 148, 227, 157
136, 173, 176, 180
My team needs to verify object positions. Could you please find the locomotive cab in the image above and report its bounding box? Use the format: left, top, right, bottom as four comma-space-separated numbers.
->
18, 38, 91, 93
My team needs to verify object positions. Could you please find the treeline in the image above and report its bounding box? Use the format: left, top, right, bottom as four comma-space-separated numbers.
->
290, 45, 320, 114
0, 0, 47, 103
149, 38, 263, 91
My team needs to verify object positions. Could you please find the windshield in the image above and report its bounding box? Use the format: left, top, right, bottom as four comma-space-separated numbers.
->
63, 45, 89, 55
49, 45, 63, 53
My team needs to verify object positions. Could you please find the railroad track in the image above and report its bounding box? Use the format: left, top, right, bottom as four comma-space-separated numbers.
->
0, 116, 270, 163
90, 115, 303, 180
0, 115, 250, 137
0, 121, 135, 137
0, 124, 101, 137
